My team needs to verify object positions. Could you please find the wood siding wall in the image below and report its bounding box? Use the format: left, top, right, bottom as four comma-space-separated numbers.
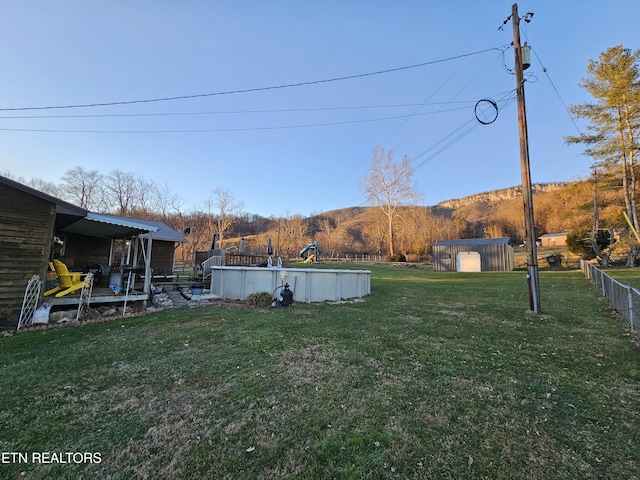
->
60, 234, 112, 270
61, 236, 176, 277
149, 241, 176, 275
0, 184, 54, 320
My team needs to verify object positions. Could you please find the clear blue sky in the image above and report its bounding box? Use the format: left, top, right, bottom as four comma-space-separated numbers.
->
0, 1, 637, 218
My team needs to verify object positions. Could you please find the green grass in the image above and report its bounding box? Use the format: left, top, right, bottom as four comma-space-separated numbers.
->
597, 265, 640, 291
1, 264, 639, 479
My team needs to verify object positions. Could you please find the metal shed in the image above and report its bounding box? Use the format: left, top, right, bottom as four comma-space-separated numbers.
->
433, 238, 514, 272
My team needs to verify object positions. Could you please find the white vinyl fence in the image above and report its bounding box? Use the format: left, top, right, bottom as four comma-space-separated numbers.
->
580, 259, 638, 332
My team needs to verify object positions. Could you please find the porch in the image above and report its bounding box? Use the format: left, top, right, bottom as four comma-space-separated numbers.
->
46, 286, 149, 307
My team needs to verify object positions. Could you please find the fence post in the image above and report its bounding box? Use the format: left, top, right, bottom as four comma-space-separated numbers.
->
628, 285, 636, 332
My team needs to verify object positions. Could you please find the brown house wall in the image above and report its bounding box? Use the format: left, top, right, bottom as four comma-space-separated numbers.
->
149, 241, 176, 274
59, 236, 176, 284
0, 184, 54, 320
61, 236, 176, 275
60, 234, 112, 271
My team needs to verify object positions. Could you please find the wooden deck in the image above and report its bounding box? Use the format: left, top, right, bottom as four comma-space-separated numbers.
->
46, 287, 149, 307
45, 274, 203, 307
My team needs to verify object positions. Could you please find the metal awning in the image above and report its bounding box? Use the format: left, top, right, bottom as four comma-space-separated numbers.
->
60, 212, 158, 239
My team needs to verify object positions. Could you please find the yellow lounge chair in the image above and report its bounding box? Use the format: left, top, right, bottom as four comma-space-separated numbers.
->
44, 260, 92, 298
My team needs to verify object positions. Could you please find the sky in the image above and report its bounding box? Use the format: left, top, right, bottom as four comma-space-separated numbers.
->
0, 1, 638, 218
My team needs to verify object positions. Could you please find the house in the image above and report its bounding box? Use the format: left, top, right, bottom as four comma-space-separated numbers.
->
0, 176, 87, 323
0, 175, 186, 327
433, 237, 514, 272
539, 233, 568, 247
64, 213, 187, 278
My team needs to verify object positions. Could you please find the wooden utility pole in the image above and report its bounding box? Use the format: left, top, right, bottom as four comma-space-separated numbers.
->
512, 3, 541, 313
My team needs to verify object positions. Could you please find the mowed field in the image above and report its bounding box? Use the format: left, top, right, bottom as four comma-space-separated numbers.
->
1, 263, 639, 479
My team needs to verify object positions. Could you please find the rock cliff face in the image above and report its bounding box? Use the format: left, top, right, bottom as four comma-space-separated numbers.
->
436, 182, 567, 209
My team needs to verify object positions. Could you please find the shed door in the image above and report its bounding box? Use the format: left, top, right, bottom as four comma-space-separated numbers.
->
456, 251, 481, 272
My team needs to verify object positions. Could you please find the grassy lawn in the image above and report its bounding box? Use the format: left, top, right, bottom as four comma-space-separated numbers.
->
596, 265, 640, 291
1, 264, 639, 479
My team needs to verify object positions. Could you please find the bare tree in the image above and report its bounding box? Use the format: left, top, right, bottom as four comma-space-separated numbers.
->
396, 206, 458, 257
133, 176, 157, 218
361, 211, 387, 255
61, 166, 104, 210
484, 223, 506, 238
103, 169, 140, 216
276, 212, 309, 257
27, 177, 63, 198
2, 172, 60, 198
317, 218, 347, 256
151, 182, 183, 222
208, 187, 244, 247
179, 210, 211, 264
360, 147, 422, 256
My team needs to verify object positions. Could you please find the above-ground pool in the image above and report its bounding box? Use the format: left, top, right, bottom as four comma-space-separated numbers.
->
209, 266, 371, 303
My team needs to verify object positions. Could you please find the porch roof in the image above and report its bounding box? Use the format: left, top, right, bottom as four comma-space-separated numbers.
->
60, 212, 157, 239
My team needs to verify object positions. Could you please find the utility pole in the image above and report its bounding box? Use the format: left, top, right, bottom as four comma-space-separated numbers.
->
511, 3, 541, 313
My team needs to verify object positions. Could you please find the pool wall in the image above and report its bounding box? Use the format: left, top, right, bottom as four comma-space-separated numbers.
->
209, 266, 371, 303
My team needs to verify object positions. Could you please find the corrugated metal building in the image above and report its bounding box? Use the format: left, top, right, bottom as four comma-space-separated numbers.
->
433, 238, 514, 272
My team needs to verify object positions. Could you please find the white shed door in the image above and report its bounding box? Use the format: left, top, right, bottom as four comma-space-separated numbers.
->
456, 251, 481, 272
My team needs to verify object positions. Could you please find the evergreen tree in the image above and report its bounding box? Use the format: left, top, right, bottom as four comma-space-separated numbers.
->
566, 46, 640, 266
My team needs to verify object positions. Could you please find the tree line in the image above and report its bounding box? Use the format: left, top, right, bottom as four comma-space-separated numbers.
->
4, 45, 638, 266
2, 162, 614, 265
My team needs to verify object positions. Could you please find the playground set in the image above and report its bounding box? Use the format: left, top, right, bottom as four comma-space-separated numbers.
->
299, 241, 318, 263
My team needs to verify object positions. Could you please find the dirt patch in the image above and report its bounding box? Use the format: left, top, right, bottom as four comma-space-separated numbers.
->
224, 411, 252, 435
278, 344, 343, 386
215, 301, 256, 309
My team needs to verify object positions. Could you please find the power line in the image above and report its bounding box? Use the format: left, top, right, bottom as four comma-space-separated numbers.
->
0, 47, 506, 112
396, 46, 511, 131
0, 101, 476, 119
0, 105, 474, 134
522, 26, 582, 136
349, 90, 518, 210
412, 91, 517, 170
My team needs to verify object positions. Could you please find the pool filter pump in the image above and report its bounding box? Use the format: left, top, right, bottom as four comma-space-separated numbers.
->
271, 283, 294, 307
277, 283, 293, 307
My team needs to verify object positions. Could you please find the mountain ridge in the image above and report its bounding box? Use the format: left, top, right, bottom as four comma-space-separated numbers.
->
435, 182, 568, 209
316, 182, 571, 221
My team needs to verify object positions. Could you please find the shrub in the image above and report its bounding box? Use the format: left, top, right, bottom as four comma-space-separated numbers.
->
566, 226, 610, 260
245, 291, 273, 307
388, 253, 407, 262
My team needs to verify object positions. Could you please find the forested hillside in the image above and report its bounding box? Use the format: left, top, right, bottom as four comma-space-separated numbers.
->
2, 169, 626, 263
217, 179, 613, 262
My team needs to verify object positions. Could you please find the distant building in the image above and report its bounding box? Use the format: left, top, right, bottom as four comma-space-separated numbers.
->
539, 233, 568, 247
433, 238, 514, 272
